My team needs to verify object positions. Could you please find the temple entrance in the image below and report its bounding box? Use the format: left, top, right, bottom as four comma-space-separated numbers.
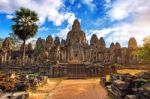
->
67, 64, 87, 79
74, 53, 78, 60
73, 51, 79, 61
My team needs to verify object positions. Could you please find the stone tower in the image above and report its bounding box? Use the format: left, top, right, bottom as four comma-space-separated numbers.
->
46, 35, 54, 50
128, 37, 137, 49
99, 37, 106, 49
2, 37, 13, 51
110, 42, 115, 49
128, 37, 138, 64
66, 19, 86, 62
90, 34, 99, 49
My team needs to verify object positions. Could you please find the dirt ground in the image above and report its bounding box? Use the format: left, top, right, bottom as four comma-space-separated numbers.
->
29, 78, 108, 99
47, 79, 108, 99
27, 68, 149, 99
29, 78, 62, 99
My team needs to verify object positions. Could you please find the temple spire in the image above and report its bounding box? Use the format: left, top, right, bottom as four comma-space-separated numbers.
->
72, 19, 81, 32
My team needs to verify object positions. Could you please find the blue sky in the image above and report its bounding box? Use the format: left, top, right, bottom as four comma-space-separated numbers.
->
0, 0, 150, 47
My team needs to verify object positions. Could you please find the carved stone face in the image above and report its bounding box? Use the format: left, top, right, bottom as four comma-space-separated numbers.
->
72, 19, 81, 31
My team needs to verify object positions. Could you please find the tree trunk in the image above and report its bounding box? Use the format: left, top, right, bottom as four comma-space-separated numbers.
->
22, 40, 26, 67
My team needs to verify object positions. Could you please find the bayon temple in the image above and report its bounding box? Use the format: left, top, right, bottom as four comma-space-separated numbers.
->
0, 19, 138, 66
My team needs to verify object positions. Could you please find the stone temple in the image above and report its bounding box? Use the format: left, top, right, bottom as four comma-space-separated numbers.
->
0, 19, 138, 65
0, 19, 138, 78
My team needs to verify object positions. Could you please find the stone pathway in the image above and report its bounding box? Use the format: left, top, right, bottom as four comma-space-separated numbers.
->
47, 79, 108, 99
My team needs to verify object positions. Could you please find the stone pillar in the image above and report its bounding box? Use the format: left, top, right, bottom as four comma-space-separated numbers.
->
0, 55, 3, 64
8, 56, 11, 64
31, 57, 34, 64
4, 53, 7, 64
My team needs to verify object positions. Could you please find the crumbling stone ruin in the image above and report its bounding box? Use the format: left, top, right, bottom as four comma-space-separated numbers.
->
101, 72, 150, 99
0, 19, 138, 66
0, 72, 48, 98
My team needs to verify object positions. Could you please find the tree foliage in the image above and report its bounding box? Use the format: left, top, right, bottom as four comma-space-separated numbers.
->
12, 7, 39, 66
12, 7, 39, 41
133, 36, 150, 63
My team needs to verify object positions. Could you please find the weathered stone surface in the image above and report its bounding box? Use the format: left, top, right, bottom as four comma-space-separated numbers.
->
27, 43, 32, 51
46, 35, 54, 50
66, 19, 86, 62
99, 37, 106, 49
121, 48, 128, 64
35, 38, 46, 51
72, 19, 81, 32
60, 39, 66, 47
110, 42, 115, 49
20, 43, 32, 51
105, 73, 150, 99
124, 95, 136, 99
46, 35, 53, 45
90, 34, 99, 50
115, 42, 121, 49
128, 37, 137, 49
128, 40, 139, 64
54, 36, 60, 46
2, 37, 13, 51
20, 43, 25, 51
67, 19, 86, 47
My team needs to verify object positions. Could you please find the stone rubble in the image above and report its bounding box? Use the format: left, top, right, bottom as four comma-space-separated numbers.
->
0, 72, 48, 99
101, 71, 150, 99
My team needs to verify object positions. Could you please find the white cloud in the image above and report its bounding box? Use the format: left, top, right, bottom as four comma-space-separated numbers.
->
87, 20, 150, 47
0, 0, 78, 44
58, 1, 150, 47
56, 26, 70, 39
85, 0, 150, 47
107, 0, 150, 21
6, 14, 13, 19
105, 0, 111, 3
82, 0, 96, 11
0, 0, 76, 26
54, 13, 76, 39
39, 27, 49, 32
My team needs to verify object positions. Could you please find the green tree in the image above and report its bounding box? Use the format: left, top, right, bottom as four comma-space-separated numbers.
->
133, 36, 150, 63
12, 7, 39, 66
143, 35, 150, 47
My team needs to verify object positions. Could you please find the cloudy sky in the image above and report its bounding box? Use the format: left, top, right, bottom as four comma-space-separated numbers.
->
0, 0, 150, 47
